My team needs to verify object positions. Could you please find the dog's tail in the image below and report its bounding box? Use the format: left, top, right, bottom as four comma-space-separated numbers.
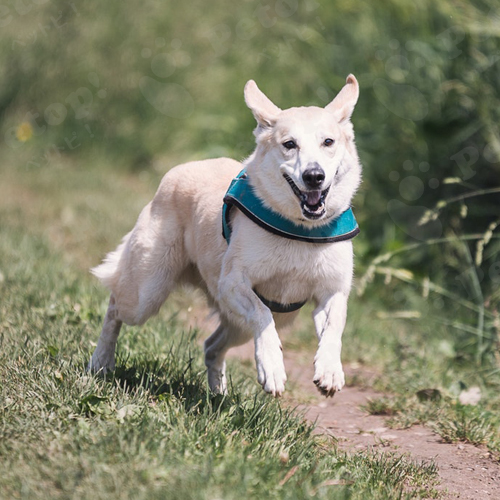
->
90, 231, 132, 291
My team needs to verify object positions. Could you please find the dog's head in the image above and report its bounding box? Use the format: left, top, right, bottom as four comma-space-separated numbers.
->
244, 76, 362, 225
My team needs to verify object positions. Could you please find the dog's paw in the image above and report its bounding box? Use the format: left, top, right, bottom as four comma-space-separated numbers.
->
207, 365, 228, 395
255, 340, 287, 397
87, 351, 115, 375
313, 352, 345, 397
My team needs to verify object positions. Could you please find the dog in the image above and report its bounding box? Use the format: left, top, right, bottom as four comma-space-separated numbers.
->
89, 75, 362, 397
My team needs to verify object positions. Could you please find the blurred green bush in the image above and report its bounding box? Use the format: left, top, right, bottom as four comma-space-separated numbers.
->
1, 0, 499, 358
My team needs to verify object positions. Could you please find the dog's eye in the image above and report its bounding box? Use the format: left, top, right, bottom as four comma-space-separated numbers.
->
323, 138, 335, 147
283, 140, 297, 150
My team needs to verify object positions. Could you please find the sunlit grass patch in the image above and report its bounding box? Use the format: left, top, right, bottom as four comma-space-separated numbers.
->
0, 195, 440, 499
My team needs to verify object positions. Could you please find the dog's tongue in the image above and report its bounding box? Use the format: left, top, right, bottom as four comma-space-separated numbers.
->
306, 190, 322, 206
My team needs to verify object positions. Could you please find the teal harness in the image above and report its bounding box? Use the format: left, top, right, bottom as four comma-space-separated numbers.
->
222, 169, 360, 313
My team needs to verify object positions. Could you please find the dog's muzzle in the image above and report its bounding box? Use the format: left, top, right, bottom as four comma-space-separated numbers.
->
283, 173, 331, 220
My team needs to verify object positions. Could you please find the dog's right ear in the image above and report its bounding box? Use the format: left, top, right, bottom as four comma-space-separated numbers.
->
244, 80, 281, 129
325, 74, 359, 124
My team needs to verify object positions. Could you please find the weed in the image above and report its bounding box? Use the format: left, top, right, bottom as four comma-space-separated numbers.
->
433, 404, 499, 446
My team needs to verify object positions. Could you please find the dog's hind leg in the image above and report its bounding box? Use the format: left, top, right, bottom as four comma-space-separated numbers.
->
89, 198, 189, 373
204, 321, 252, 394
88, 294, 122, 373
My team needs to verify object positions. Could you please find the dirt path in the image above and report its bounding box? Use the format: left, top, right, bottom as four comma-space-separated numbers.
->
227, 342, 500, 500
185, 304, 500, 499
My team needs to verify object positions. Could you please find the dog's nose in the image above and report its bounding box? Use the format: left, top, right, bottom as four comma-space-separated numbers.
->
302, 166, 325, 189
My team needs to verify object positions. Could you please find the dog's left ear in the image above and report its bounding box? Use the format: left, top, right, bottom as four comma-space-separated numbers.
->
244, 80, 282, 128
325, 74, 359, 123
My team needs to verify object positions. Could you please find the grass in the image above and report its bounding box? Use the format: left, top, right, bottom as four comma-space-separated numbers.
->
0, 151, 443, 499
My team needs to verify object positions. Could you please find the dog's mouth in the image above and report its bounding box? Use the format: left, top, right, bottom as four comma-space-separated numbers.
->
283, 174, 330, 220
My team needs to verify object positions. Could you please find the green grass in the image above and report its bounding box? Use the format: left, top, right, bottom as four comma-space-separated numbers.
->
0, 154, 443, 499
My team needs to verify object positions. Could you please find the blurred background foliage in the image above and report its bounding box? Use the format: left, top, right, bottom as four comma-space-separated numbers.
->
1, 0, 499, 363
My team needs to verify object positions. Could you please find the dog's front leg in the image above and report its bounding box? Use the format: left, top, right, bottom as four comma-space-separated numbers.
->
312, 292, 348, 397
218, 270, 287, 397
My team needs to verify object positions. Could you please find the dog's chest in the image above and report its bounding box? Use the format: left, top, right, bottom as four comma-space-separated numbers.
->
235, 224, 353, 303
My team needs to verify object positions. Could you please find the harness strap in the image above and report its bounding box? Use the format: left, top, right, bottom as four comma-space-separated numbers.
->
253, 289, 307, 314
222, 170, 360, 244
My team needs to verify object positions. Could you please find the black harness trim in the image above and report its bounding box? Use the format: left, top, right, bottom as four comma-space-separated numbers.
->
253, 289, 307, 314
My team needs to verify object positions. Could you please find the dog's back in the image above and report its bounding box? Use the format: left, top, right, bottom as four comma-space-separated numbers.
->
91, 157, 241, 325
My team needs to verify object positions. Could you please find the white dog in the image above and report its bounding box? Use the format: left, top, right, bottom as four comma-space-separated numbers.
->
89, 75, 361, 397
